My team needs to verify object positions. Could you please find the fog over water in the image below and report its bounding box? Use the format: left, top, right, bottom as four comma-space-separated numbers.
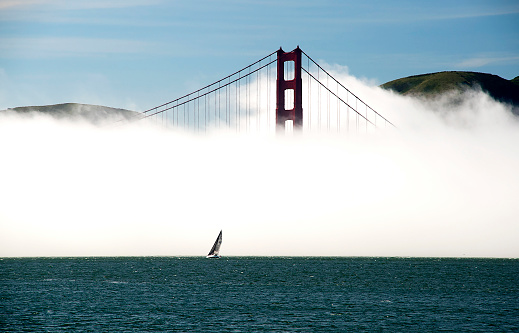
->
1, 72, 518, 258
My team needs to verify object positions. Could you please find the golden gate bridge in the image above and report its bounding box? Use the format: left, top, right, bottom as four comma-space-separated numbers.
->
139, 47, 395, 133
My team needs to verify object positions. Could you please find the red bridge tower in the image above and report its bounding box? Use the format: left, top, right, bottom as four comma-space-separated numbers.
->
276, 47, 303, 132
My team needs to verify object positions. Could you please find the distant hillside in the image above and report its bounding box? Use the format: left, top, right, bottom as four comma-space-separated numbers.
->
381, 71, 519, 114
1, 103, 140, 124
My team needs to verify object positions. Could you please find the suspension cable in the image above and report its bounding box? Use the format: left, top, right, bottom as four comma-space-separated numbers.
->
302, 67, 375, 127
141, 59, 276, 119
301, 50, 395, 128
142, 50, 278, 115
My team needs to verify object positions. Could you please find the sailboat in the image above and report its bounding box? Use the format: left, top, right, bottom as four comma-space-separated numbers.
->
206, 230, 222, 258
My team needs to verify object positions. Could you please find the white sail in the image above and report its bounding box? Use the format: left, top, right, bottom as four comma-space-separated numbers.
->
206, 230, 222, 258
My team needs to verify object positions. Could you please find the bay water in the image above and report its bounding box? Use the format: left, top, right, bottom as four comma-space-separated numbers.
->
1, 257, 518, 332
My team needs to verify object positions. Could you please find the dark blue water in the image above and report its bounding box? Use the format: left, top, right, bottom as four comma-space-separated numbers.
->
1, 257, 518, 332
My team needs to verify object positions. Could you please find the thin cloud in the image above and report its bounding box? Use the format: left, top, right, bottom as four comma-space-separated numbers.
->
61, 0, 162, 10
456, 56, 519, 69
0, 0, 44, 9
0, 37, 153, 58
0, 0, 163, 24
428, 6, 519, 20
323, 4, 519, 25
0, 0, 161, 10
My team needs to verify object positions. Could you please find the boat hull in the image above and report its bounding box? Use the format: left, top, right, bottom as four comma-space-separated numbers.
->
206, 255, 220, 259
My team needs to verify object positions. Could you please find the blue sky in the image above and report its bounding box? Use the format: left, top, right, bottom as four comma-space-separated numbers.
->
1, 0, 518, 111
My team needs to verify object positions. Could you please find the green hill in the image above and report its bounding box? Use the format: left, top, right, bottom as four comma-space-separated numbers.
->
381, 71, 519, 113
1, 103, 139, 124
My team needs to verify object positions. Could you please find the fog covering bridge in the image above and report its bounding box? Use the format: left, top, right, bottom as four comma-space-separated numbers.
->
139, 47, 395, 134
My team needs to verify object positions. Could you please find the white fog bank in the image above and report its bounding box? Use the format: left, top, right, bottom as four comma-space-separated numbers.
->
1, 78, 518, 258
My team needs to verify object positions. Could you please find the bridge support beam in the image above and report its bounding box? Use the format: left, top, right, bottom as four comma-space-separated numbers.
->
276, 47, 303, 133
